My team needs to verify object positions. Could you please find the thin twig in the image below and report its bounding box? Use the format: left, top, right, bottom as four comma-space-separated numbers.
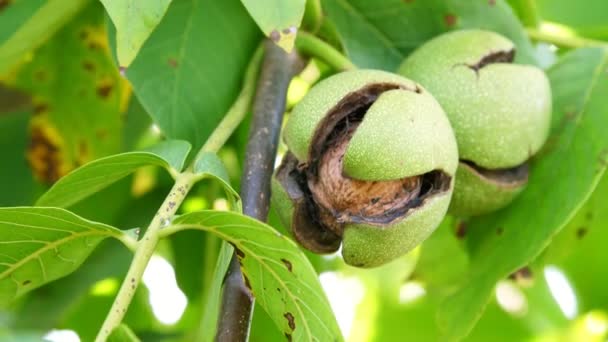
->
295, 31, 355, 71
215, 40, 302, 342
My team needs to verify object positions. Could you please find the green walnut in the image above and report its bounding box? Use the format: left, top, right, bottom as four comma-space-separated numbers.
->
271, 69, 458, 268
399, 30, 552, 217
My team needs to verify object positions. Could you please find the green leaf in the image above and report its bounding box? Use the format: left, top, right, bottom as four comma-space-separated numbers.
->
0, 0, 88, 75
194, 152, 241, 211
322, 0, 536, 70
108, 324, 141, 342
122, 97, 153, 151
413, 218, 469, 293
126, 0, 262, 150
8, 3, 124, 183
11, 239, 131, 330
438, 47, 608, 340
167, 210, 343, 341
36, 140, 190, 208
240, 0, 305, 52
0, 207, 126, 305
100, 0, 172, 68
542, 171, 608, 312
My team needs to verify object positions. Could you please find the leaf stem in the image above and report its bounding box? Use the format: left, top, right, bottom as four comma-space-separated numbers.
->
526, 27, 608, 48
295, 31, 355, 71
114, 233, 138, 252
302, 0, 323, 33
95, 172, 196, 341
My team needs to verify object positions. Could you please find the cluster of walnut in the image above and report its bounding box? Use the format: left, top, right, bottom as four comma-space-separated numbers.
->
272, 30, 552, 268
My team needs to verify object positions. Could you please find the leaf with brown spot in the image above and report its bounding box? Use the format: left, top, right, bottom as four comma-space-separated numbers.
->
283, 312, 296, 331
542, 170, 608, 313
169, 211, 343, 341
281, 258, 293, 272
27, 122, 69, 183
8, 3, 123, 176
126, 0, 262, 149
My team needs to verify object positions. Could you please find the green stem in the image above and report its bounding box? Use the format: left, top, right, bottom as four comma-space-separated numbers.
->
526, 27, 608, 48
302, 0, 323, 33
115, 233, 138, 252
295, 31, 355, 71
193, 45, 264, 161
95, 172, 196, 341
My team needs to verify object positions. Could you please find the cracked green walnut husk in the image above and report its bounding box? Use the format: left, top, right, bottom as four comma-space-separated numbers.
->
399, 30, 552, 217
271, 70, 458, 268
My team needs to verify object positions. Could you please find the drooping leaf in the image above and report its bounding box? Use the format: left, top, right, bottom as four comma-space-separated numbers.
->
322, 0, 536, 71
0, 207, 128, 305
100, 0, 172, 68
36, 140, 190, 208
240, 0, 305, 52
0, 0, 88, 74
126, 0, 262, 150
8, 3, 124, 183
438, 47, 608, 340
167, 210, 343, 341
109, 324, 141, 342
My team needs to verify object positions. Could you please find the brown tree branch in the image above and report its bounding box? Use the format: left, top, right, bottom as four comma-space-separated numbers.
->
215, 40, 302, 341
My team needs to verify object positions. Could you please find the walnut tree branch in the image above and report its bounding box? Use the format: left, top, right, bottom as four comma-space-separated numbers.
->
215, 40, 303, 341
